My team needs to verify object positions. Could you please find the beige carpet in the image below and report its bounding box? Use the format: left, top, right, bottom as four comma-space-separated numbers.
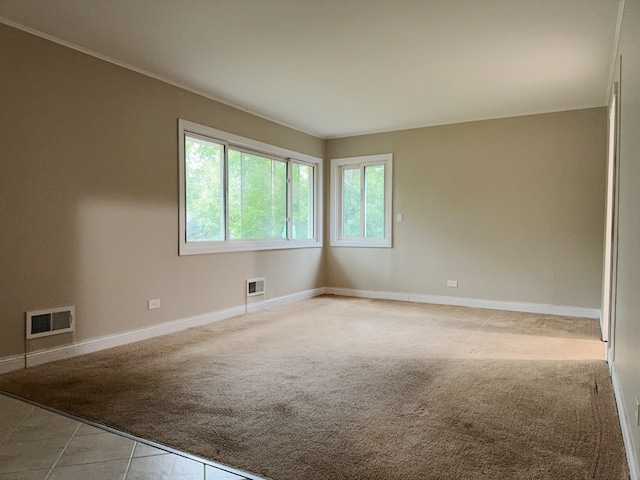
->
0, 296, 629, 479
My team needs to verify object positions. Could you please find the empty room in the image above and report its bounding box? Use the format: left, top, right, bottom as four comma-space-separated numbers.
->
1, 1, 639, 479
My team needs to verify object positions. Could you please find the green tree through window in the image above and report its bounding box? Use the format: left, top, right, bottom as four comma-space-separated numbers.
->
330, 153, 392, 247
342, 168, 361, 237
181, 122, 319, 254
292, 163, 314, 239
185, 137, 224, 242
228, 149, 287, 240
365, 164, 385, 238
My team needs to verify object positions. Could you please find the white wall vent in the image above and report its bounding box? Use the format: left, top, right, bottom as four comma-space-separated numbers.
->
247, 277, 265, 297
26, 306, 75, 339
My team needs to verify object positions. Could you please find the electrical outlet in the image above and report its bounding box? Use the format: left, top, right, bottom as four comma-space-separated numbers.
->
447, 280, 458, 288
148, 299, 160, 310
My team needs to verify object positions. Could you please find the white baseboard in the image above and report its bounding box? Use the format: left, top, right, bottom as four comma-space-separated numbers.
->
324, 287, 601, 319
246, 287, 325, 313
611, 363, 639, 480
1, 287, 325, 371
24, 304, 248, 368
0, 355, 25, 374
1, 287, 599, 371
26, 345, 77, 368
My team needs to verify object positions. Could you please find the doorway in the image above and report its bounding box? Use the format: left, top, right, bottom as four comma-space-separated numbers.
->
601, 85, 619, 361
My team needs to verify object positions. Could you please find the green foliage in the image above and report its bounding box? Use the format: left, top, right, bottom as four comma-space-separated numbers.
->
228, 149, 286, 240
342, 168, 361, 237
341, 164, 385, 239
185, 137, 224, 242
364, 164, 385, 238
292, 163, 313, 239
185, 135, 315, 243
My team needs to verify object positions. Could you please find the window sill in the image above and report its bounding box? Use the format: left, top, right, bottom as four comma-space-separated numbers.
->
329, 239, 391, 248
179, 239, 322, 256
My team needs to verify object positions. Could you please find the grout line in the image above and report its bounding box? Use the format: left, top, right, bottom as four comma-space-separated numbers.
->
122, 440, 138, 480
44, 422, 81, 480
0, 402, 35, 444
0, 391, 263, 479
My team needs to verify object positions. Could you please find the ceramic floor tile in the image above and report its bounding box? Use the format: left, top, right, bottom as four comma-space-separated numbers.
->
126, 453, 204, 480
205, 465, 247, 480
0, 397, 34, 442
0, 395, 250, 480
75, 423, 107, 436
0, 396, 33, 418
56, 431, 134, 467
0, 426, 15, 445
5, 408, 79, 443
0, 471, 50, 480
0, 402, 33, 426
0, 436, 69, 474
48, 459, 129, 480
133, 442, 168, 457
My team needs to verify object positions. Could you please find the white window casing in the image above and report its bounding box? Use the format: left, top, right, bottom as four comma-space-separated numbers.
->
330, 153, 393, 248
178, 119, 323, 255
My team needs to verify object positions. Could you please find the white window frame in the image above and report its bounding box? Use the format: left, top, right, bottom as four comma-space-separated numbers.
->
330, 153, 393, 247
179, 119, 322, 255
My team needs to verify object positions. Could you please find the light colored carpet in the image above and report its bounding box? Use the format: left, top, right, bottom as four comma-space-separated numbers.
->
0, 296, 629, 479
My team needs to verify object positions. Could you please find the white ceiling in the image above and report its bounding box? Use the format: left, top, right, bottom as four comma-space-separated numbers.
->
0, 0, 622, 138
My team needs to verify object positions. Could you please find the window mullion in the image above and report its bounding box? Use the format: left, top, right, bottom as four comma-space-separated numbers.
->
337, 166, 343, 240
309, 163, 315, 239
224, 145, 230, 242
360, 165, 366, 239
287, 160, 293, 241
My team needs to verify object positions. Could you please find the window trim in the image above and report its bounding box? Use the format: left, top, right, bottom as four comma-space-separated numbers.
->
178, 119, 322, 255
330, 153, 393, 248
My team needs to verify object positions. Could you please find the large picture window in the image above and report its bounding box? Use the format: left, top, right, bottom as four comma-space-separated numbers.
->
179, 120, 322, 255
330, 153, 393, 247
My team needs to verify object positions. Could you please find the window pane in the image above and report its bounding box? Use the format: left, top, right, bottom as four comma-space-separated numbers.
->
185, 136, 224, 242
364, 164, 385, 238
228, 149, 287, 240
342, 168, 361, 237
292, 163, 314, 239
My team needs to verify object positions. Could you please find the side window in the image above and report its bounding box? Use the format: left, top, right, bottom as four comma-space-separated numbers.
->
330, 154, 393, 247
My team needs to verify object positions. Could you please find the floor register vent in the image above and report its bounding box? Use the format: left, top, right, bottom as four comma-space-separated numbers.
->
26, 306, 75, 339
247, 277, 265, 297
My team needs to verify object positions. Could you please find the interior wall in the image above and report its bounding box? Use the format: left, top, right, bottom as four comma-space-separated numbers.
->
0, 24, 325, 358
326, 108, 607, 309
0, 20, 614, 363
610, 0, 640, 473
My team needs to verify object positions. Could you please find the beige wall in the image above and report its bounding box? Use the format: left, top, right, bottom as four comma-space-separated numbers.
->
326, 108, 607, 309
610, 0, 640, 473
3, 8, 636, 474
0, 22, 610, 364
0, 24, 325, 357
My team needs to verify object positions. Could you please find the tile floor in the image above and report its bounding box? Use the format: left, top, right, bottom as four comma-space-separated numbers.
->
0, 393, 253, 480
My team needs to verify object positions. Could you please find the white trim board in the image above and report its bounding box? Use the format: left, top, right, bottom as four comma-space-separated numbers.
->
0, 355, 25, 374
611, 363, 639, 480
24, 304, 247, 368
246, 287, 325, 314
0, 287, 596, 372
324, 287, 601, 319
0, 288, 325, 372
